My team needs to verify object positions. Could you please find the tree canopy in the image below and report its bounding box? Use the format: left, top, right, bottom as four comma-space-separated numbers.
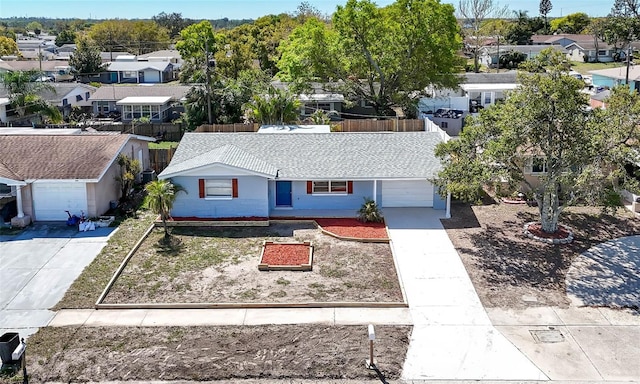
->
434, 50, 640, 233
88, 19, 170, 55
0, 36, 18, 56
0, 70, 62, 123
69, 36, 104, 77
277, 0, 464, 116
550, 12, 591, 34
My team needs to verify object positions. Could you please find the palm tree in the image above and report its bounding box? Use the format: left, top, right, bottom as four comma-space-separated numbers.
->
244, 85, 301, 125
144, 180, 186, 242
0, 69, 62, 123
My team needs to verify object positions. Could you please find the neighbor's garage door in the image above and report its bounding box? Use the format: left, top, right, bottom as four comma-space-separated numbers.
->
381, 180, 433, 207
32, 182, 87, 221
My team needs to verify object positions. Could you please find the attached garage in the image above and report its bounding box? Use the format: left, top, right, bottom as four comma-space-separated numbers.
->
381, 180, 434, 208
32, 182, 88, 221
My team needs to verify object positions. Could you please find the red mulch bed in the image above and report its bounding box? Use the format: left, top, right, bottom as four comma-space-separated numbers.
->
261, 243, 311, 266
526, 222, 572, 239
170, 216, 268, 221
315, 218, 388, 240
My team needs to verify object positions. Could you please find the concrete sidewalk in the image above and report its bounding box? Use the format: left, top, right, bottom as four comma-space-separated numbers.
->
383, 208, 546, 381
488, 306, 640, 381
50, 307, 412, 327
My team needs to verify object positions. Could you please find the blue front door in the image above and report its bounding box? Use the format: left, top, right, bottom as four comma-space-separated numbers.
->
275, 181, 292, 207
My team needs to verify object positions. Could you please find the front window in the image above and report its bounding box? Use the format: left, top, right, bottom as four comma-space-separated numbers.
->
598, 50, 607, 56
531, 157, 547, 174
205, 179, 232, 198
123, 71, 137, 78
313, 180, 347, 194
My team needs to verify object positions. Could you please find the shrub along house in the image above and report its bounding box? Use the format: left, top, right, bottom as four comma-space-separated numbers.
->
158, 131, 450, 219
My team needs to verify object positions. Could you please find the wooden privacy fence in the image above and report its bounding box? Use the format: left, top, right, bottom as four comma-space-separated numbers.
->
94, 123, 184, 141
149, 147, 176, 173
195, 119, 426, 133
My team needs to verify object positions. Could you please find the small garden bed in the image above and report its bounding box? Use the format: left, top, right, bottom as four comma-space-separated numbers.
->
259, 241, 313, 271
315, 218, 388, 241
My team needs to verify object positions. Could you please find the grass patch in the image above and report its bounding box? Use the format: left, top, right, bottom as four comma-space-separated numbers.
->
53, 208, 156, 309
570, 61, 625, 75
148, 141, 179, 149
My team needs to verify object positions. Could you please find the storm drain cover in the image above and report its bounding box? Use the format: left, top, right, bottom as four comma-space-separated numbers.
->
530, 329, 565, 343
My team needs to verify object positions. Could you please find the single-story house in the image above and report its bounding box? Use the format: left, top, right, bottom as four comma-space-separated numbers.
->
158, 132, 449, 219
479, 45, 566, 68
137, 49, 183, 67
88, 85, 190, 121
530, 34, 589, 47
418, 72, 519, 135
565, 41, 618, 63
104, 61, 177, 84
0, 132, 153, 224
589, 66, 640, 92
39, 83, 97, 117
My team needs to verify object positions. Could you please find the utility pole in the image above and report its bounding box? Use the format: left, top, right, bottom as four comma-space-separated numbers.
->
205, 38, 213, 124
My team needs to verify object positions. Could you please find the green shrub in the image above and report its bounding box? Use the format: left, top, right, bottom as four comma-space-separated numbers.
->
358, 198, 383, 223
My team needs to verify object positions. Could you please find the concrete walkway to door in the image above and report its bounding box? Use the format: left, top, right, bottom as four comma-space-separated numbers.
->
383, 208, 547, 381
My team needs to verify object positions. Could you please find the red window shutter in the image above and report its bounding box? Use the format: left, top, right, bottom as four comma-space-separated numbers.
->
347, 181, 353, 194
307, 181, 313, 194
232, 178, 238, 198
199, 179, 205, 198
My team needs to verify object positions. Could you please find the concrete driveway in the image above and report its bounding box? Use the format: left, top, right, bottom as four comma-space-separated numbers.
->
0, 222, 116, 339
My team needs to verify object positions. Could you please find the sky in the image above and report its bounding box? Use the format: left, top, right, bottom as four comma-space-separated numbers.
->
0, 0, 614, 20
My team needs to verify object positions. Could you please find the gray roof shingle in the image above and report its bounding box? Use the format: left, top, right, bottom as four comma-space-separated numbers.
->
160, 132, 444, 180
89, 85, 190, 102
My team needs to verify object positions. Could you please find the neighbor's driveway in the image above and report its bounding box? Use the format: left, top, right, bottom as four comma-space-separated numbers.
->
0, 223, 116, 339
383, 208, 546, 381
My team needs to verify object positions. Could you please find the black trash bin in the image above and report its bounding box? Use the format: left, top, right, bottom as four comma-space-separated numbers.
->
0, 332, 19, 363
141, 170, 156, 184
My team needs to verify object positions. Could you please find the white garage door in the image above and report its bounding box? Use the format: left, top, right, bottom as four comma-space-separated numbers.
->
381, 180, 434, 207
32, 182, 88, 221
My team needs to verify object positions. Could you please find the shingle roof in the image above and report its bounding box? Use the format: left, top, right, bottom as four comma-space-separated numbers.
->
89, 85, 190, 102
160, 132, 444, 180
0, 134, 130, 181
107, 61, 172, 71
0, 60, 70, 72
463, 72, 518, 84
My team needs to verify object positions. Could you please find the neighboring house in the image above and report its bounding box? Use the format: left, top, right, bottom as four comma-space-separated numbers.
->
271, 82, 374, 120
0, 82, 96, 121
479, 45, 566, 68
137, 49, 183, 68
565, 41, 617, 63
103, 61, 177, 84
100, 51, 133, 63
158, 132, 449, 219
40, 83, 97, 117
0, 60, 71, 78
88, 85, 190, 122
418, 72, 519, 135
530, 34, 589, 47
589, 66, 640, 92
0, 132, 153, 224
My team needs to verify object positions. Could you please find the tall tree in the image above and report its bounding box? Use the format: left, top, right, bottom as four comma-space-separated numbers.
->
0, 70, 62, 123
539, 0, 553, 33
69, 36, 105, 79
0, 36, 18, 56
278, 0, 464, 116
55, 28, 76, 47
88, 20, 170, 56
458, 0, 509, 73
434, 50, 640, 233
214, 24, 255, 80
251, 14, 299, 75
550, 12, 591, 34
152, 12, 193, 39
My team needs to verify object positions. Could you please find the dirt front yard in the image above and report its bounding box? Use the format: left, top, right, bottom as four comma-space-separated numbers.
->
104, 223, 403, 304
443, 202, 640, 309
23, 325, 411, 382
